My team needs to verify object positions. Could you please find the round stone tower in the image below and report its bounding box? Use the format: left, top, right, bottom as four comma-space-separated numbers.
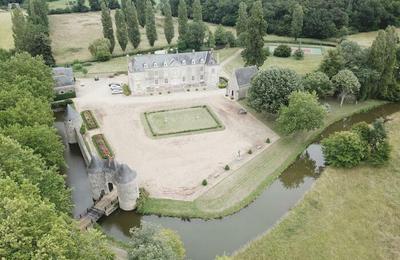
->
87, 156, 106, 201
115, 164, 139, 211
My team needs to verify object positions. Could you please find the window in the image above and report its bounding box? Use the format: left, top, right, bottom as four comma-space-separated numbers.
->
182, 60, 186, 65
192, 76, 195, 81
191, 59, 195, 65
200, 75, 204, 80
153, 62, 158, 68
155, 79, 159, 84
200, 58, 204, 63
144, 63, 148, 69
165, 78, 168, 83
182, 77, 185, 82
164, 61, 167, 67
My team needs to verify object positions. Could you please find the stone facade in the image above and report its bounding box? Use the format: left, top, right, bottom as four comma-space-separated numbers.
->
128, 50, 219, 95
226, 66, 258, 100
64, 105, 139, 211
88, 156, 139, 211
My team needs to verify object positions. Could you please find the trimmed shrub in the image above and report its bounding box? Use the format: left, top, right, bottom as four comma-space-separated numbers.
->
54, 91, 76, 101
293, 48, 304, 60
248, 149, 252, 154
123, 84, 131, 96
266, 138, 271, 143
224, 165, 230, 171
302, 71, 333, 98
202, 179, 207, 186
273, 44, 291, 57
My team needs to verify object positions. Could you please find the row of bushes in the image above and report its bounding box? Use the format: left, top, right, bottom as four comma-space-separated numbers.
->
272, 44, 305, 60
54, 91, 76, 101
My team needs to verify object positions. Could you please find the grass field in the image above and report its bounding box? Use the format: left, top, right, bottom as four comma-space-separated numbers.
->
144, 106, 222, 137
233, 111, 400, 260
0, 11, 13, 50
138, 100, 386, 218
346, 27, 400, 47
49, 11, 235, 64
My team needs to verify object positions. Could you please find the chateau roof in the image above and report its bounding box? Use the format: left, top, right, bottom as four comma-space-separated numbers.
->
129, 50, 217, 72
65, 104, 80, 122
234, 66, 258, 88
116, 164, 137, 184
53, 67, 74, 87
87, 155, 137, 183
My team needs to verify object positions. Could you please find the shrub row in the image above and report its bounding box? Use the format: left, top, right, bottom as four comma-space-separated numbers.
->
54, 91, 76, 101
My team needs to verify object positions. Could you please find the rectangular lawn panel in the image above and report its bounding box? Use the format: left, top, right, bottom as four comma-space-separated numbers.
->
144, 105, 224, 137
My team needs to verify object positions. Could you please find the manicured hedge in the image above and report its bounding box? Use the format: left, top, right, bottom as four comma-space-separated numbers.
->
54, 91, 76, 101
92, 134, 113, 159
81, 110, 99, 130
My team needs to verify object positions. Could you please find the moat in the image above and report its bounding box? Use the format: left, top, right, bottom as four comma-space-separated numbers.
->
55, 102, 400, 260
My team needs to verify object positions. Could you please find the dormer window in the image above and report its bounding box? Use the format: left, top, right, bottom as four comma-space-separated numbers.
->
182, 60, 186, 65
164, 61, 167, 67
191, 59, 195, 65
143, 63, 148, 69
200, 58, 204, 63
153, 62, 158, 68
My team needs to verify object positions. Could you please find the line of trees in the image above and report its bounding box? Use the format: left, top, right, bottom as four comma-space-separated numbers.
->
11, 0, 55, 66
169, 0, 400, 39
0, 52, 113, 258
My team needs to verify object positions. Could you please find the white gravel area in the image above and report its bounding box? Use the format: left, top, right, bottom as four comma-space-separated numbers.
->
74, 77, 279, 200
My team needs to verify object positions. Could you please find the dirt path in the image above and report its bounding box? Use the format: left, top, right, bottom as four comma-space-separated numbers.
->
219, 48, 243, 79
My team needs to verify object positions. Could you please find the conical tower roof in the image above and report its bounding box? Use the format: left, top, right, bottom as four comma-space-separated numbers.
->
116, 164, 137, 184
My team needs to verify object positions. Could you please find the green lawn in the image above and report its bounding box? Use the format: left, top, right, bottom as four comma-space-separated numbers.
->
346, 28, 400, 47
216, 47, 240, 63
144, 106, 223, 137
0, 11, 13, 50
138, 99, 386, 219
233, 111, 400, 260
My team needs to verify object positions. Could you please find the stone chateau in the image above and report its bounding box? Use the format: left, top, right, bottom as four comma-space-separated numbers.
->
128, 50, 220, 95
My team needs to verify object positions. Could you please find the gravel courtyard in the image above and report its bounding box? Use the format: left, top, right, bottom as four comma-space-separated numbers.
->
74, 81, 278, 200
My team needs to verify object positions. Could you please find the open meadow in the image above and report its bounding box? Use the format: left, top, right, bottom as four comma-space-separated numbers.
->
49, 11, 235, 64
346, 27, 400, 47
0, 11, 13, 50
233, 111, 400, 260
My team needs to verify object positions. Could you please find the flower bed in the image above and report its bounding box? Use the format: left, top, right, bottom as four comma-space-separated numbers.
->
81, 110, 99, 130
92, 134, 113, 159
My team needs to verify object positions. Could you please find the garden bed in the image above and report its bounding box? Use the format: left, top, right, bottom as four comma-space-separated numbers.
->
81, 110, 99, 130
92, 134, 113, 159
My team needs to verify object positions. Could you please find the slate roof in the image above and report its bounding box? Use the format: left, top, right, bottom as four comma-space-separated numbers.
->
88, 155, 137, 183
53, 67, 74, 87
116, 164, 137, 184
130, 51, 217, 72
65, 104, 80, 122
234, 66, 258, 88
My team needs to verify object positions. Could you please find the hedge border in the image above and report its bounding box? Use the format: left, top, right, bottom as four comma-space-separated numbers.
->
80, 110, 99, 130
143, 105, 224, 137
91, 134, 114, 159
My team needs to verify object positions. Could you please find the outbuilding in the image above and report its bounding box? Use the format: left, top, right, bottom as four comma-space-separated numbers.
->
226, 66, 258, 100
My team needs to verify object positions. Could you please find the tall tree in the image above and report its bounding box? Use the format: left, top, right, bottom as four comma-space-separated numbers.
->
137, 0, 146, 27
24, 23, 55, 66
145, 0, 157, 47
331, 69, 361, 107
125, 0, 141, 49
236, 2, 248, 37
120, 0, 127, 13
101, 1, 115, 53
88, 0, 101, 11
185, 22, 205, 50
27, 0, 49, 31
178, 0, 188, 39
163, 0, 174, 45
291, 3, 303, 41
241, 0, 267, 67
192, 0, 202, 22
11, 8, 26, 52
115, 9, 128, 51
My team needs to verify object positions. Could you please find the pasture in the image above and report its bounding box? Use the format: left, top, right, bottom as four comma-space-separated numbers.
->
0, 11, 13, 50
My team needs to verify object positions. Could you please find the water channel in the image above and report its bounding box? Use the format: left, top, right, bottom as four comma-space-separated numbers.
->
55, 103, 400, 260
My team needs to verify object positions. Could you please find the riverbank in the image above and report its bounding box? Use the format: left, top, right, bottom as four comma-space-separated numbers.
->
233, 110, 400, 259
138, 99, 386, 219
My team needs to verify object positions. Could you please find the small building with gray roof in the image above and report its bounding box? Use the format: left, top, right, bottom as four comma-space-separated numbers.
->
226, 66, 258, 100
128, 50, 219, 95
52, 67, 76, 98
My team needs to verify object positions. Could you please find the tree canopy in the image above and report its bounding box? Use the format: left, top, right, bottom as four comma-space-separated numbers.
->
277, 91, 326, 134
248, 68, 302, 114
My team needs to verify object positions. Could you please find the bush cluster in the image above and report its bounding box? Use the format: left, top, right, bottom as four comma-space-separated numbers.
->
322, 119, 391, 168
273, 44, 292, 57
